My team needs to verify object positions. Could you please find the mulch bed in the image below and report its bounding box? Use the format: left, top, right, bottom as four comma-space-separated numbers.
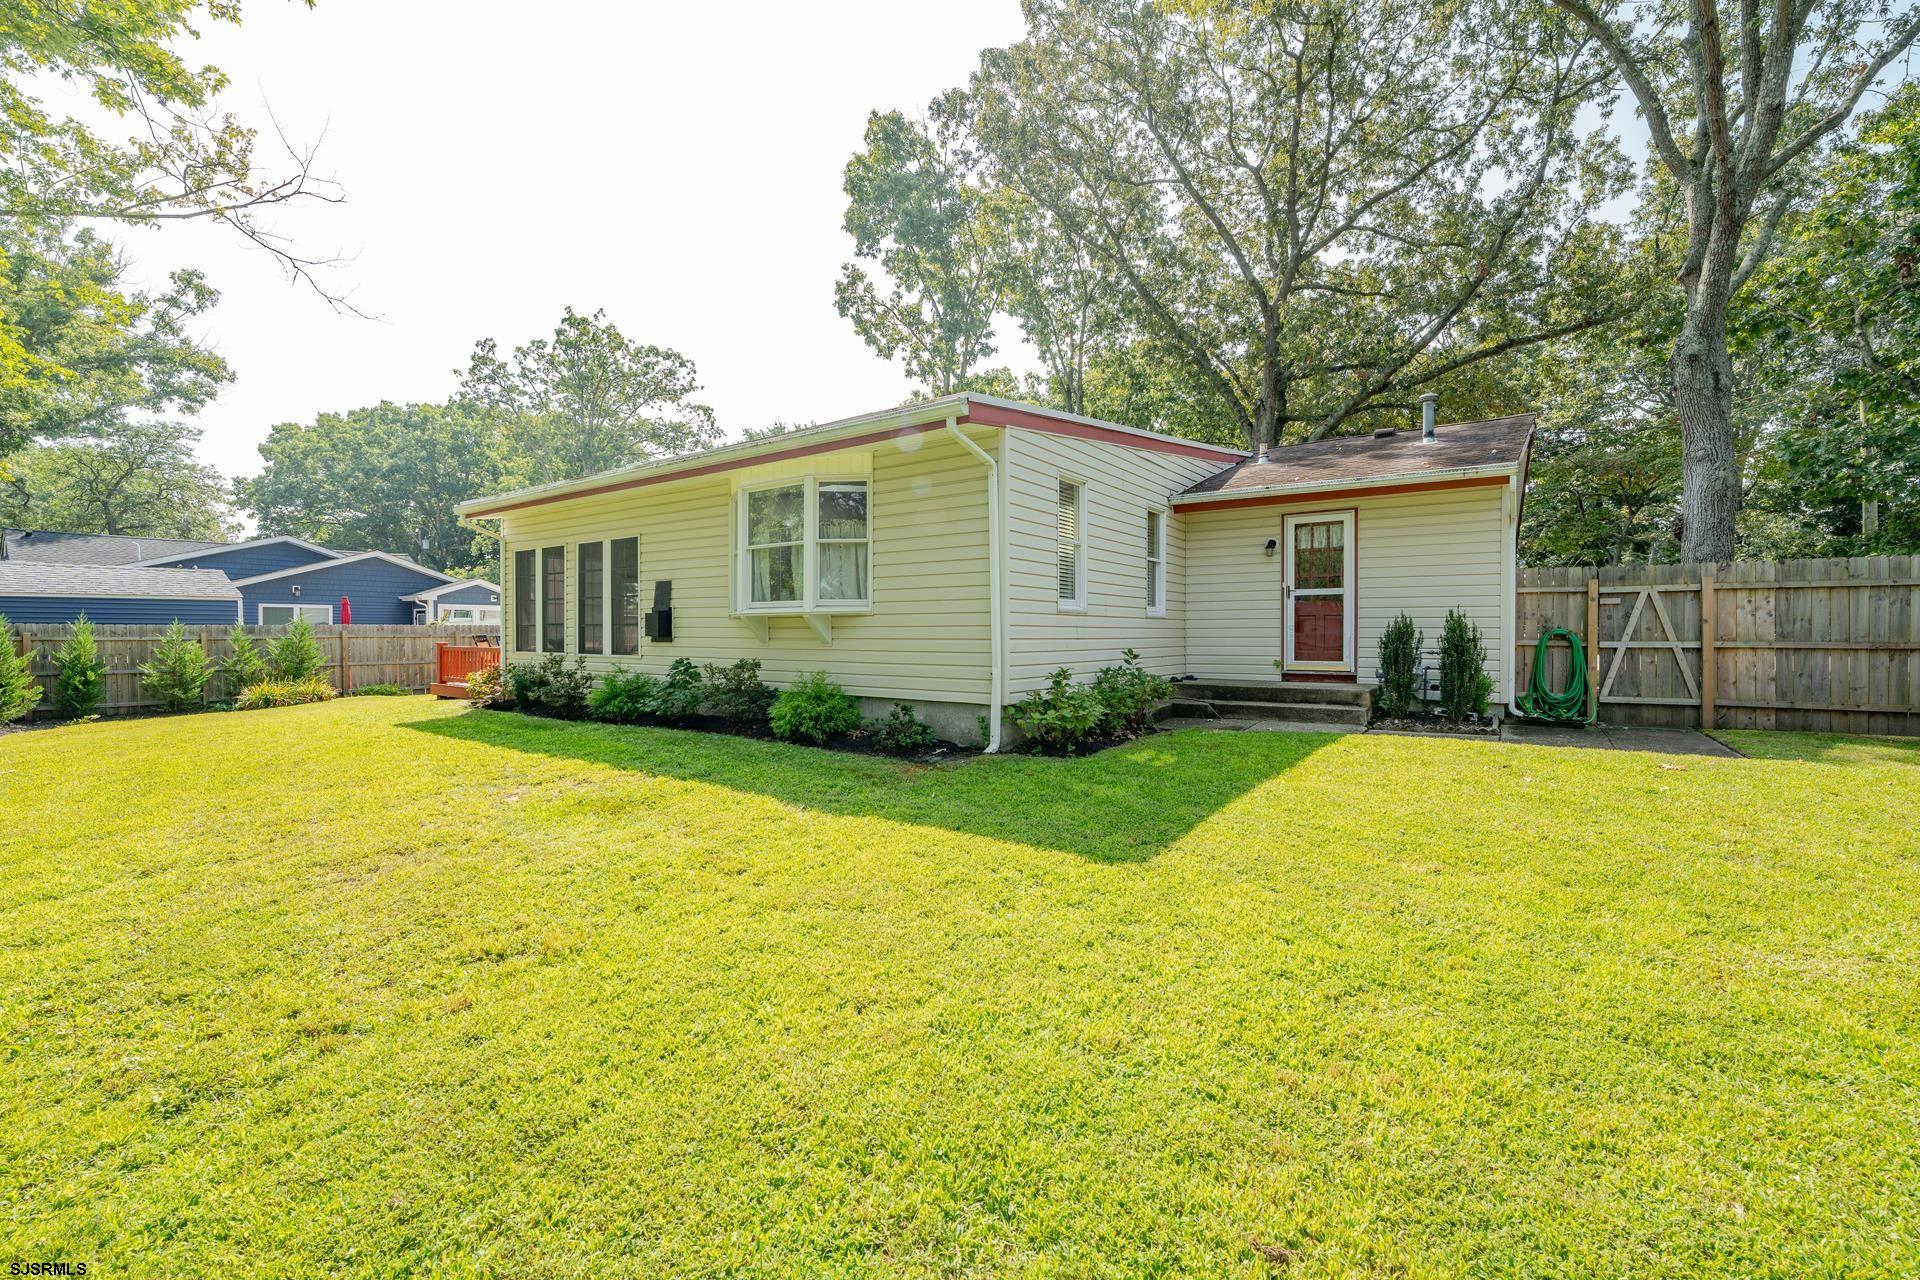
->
475, 704, 981, 765
1369, 714, 1499, 736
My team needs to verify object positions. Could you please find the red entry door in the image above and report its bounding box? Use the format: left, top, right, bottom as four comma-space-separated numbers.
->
1284, 512, 1354, 672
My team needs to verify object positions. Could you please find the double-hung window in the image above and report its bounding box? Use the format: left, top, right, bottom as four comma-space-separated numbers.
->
1145, 510, 1166, 616
513, 549, 536, 651
541, 546, 565, 652
577, 541, 604, 655
1056, 479, 1085, 608
738, 478, 869, 611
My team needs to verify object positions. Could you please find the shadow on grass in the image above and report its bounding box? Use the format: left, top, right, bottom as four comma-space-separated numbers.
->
401, 710, 1334, 862
1714, 729, 1920, 766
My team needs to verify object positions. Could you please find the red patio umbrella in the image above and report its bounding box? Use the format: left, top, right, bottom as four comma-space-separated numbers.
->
338, 595, 352, 625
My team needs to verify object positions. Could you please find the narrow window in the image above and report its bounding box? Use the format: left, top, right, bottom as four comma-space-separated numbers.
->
1056, 479, 1084, 607
746, 483, 804, 605
1146, 510, 1165, 614
514, 549, 535, 651
541, 545, 565, 653
817, 481, 869, 604
577, 541, 604, 654
611, 536, 640, 655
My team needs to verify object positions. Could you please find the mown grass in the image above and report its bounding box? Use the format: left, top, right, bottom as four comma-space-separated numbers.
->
2, 698, 1916, 1278
1716, 727, 1920, 766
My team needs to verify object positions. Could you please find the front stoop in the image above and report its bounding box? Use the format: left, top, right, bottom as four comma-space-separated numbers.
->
1165, 679, 1372, 727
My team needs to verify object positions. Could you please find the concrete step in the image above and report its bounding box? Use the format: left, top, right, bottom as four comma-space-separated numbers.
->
1178, 680, 1372, 708
1207, 699, 1369, 725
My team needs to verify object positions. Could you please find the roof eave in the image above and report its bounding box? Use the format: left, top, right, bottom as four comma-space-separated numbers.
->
1172, 461, 1521, 506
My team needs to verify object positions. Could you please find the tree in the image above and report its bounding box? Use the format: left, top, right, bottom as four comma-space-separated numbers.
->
1, 0, 346, 301
987, 190, 1128, 414
835, 101, 1003, 396
0, 224, 231, 457
0, 613, 41, 723
969, 0, 1631, 454
1548, 0, 1920, 562
140, 620, 210, 712
52, 615, 106, 719
1736, 85, 1920, 553
1, 422, 236, 538
216, 623, 270, 694
241, 402, 497, 573
267, 618, 324, 683
459, 309, 718, 487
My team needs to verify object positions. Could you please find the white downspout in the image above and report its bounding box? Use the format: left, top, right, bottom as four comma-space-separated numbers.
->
945, 414, 1004, 753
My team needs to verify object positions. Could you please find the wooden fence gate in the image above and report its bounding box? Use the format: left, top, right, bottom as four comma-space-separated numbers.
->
1515, 557, 1920, 736
10, 623, 500, 718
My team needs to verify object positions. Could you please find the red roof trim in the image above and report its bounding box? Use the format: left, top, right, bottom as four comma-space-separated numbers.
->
958, 402, 1244, 460
1177, 473, 1509, 513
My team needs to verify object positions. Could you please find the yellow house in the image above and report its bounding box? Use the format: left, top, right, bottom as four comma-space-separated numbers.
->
457, 394, 1531, 747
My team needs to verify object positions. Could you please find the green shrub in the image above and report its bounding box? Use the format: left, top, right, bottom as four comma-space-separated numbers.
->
1376, 612, 1423, 716
504, 653, 593, 718
0, 614, 41, 724
218, 624, 270, 694
1088, 649, 1171, 737
650, 658, 706, 723
587, 666, 662, 724
234, 677, 337, 710
268, 618, 325, 683
702, 658, 775, 728
1438, 608, 1494, 719
1008, 667, 1104, 754
869, 702, 937, 754
769, 671, 861, 745
465, 663, 508, 707
351, 683, 409, 696
52, 615, 107, 719
140, 620, 211, 712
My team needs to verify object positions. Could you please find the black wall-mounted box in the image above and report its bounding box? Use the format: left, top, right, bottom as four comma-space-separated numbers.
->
644, 580, 672, 641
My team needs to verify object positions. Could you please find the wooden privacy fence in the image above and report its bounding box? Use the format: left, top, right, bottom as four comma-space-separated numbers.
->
1516, 557, 1920, 736
10, 623, 500, 718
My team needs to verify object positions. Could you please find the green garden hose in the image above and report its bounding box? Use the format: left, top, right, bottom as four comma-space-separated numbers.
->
1515, 627, 1595, 723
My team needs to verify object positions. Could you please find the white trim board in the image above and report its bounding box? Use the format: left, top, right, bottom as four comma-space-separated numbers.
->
231, 550, 457, 588
129, 535, 342, 569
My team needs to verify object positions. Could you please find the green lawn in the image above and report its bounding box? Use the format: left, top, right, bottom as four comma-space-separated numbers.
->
3, 698, 1917, 1278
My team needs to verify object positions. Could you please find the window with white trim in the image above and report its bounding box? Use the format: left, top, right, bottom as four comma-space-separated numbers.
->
441, 605, 501, 625
1056, 478, 1084, 608
1145, 509, 1165, 615
737, 478, 870, 611
260, 603, 331, 625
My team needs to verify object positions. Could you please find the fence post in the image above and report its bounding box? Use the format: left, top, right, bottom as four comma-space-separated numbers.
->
339, 628, 351, 694
1585, 577, 1600, 722
1699, 569, 1716, 731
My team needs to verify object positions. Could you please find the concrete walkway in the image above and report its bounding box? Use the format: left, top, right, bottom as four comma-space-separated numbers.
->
1498, 721, 1741, 757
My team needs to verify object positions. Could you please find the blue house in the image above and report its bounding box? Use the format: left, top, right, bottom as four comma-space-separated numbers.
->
0, 530, 500, 626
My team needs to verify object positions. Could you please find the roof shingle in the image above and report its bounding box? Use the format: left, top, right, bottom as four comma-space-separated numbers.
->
0, 563, 241, 599
1180, 414, 1534, 498
1, 529, 227, 566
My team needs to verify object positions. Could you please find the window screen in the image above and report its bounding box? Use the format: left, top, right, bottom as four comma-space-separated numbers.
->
541, 545, 565, 653
577, 541, 604, 655
514, 549, 536, 651
611, 536, 640, 655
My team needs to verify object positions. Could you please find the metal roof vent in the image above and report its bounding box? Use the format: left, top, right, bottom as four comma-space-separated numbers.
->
1420, 392, 1438, 442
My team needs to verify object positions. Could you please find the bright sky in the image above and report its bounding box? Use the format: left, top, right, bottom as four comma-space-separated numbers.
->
113, 1, 1034, 480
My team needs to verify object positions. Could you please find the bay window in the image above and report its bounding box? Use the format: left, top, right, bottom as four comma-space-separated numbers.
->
737, 477, 870, 611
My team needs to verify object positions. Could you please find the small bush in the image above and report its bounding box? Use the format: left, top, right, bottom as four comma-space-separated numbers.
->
52, 615, 107, 719
352, 683, 409, 696
770, 671, 861, 745
218, 624, 270, 694
869, 702, 937, 754
1438, 608, 1494, 719
140, 620, 211, 712
0, 613, 41, 724
587, 666, 661, 724
269, 618, 326, 683
703, 658, 775, 728
1008, 667, 1104, 754
1376, 612, 1423, 717
505, 653, 593, 718
1088, 649, 1171, 737
235, 677, 337, 710
650, 658, 706, 723
465, 663, 508, 707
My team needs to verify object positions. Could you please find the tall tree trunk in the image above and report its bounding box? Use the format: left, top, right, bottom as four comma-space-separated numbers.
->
1670, 311, 1739, 562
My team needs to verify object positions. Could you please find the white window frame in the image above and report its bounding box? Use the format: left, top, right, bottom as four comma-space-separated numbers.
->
1145, 508, 1167, 617
1056, 476, 1086, 611
439, 604, 501, 626
259, 602, 332, 625
734, 476, 872, 614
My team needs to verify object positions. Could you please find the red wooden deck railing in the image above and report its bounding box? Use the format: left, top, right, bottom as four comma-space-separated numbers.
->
432, 641, 500, 698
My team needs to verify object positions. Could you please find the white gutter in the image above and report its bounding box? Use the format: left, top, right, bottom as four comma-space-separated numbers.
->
1169, 461, 1519, 507
944, 415, 1004, 754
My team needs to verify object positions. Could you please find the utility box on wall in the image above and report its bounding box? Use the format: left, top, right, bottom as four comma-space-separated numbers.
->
645, 580, 672, 642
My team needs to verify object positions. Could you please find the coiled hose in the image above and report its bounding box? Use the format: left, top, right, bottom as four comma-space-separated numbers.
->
1515, 626, 1595, 723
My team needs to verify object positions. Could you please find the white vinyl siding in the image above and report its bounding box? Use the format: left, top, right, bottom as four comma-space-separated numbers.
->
1184, 483, 1513, 695
498, 429, 992, 704
1002, 428, 1231, 693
